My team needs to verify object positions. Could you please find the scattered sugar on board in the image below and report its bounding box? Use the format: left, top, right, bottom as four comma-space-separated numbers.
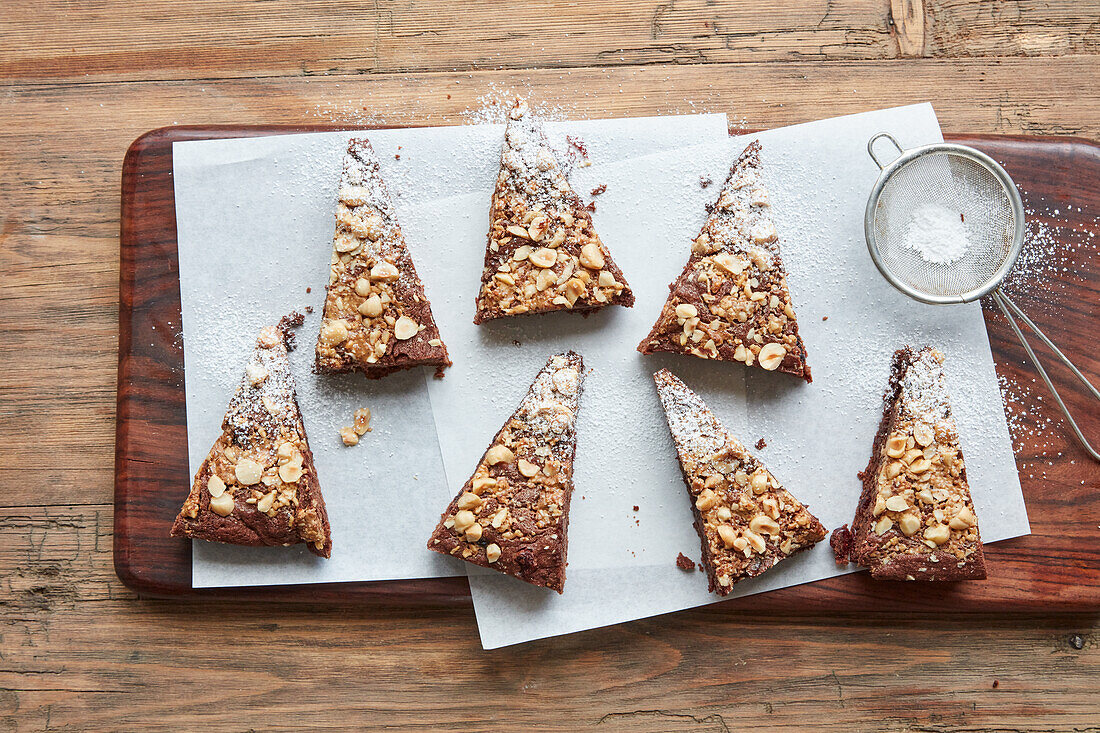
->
903, 204, 970, 265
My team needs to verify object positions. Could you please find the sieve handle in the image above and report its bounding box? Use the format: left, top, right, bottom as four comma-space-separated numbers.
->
992, 289, 1100, 462
868, 132, 905, 170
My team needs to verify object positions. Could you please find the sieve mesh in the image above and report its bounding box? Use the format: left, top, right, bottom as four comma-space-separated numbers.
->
869, 150, 1018, 299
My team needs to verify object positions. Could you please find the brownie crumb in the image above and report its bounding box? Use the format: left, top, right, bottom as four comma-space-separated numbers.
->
304, 305, 314, 314
992, 679, 999, 689
676, 553, 696, 571
584, 200, 596, 213
513, 340, 522, 347
830, 525, 852, 565
632, 505, 639, 512
755, 438, 767, 450
699, 175, 713, 189
306, 286, 311, 294
590, 183, 607, 196
566, 135, 589, 158
446, 94, 451, 100
277, 311, 305, 351
822, 315, 829, 321
395, 154, 401, 160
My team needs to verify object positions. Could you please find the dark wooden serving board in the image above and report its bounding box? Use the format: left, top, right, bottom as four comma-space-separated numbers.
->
116, 125, 1100, 611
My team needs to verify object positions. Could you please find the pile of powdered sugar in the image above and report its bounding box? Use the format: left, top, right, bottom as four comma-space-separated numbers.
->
903, 204, 971, 265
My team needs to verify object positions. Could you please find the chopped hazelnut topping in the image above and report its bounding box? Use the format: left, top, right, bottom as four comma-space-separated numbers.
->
234, 458, 263, 486
885, 495, 909, 512
209, 493, 235, 517
453, 510, 476, 532
340, 427, 359, 446
256, 491, 276, 514
359, 294, 383, 317
245, 362, 269, 386
279, 461, 304, 483
757, 343, 786, 371
485, 444, 515, 465
319, 320, 349, 347
394, 315, 419, 340
257, 326, 282, 349
370, 261, 400, 281
923, 523, 951, 545
695, 489, 718, 511
898, 514, 922, 536
716, 524, 738, 549
579, 242, 605, 270
885, 435, 907, 458
353, 407, 372, 435
207, 475, 226, 498
456, 492, 482, 510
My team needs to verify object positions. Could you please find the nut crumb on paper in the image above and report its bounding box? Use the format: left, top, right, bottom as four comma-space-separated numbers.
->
340, 407, 373, 446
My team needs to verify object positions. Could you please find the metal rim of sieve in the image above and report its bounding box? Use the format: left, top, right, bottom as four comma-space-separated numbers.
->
864, 133, 1026, 306
862, 132, 1099, 462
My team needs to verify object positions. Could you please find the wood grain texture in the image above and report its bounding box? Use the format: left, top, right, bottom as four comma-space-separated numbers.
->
3, 0, 1099, 83
3, 503, 1099, 730
2, 0, 1099, 729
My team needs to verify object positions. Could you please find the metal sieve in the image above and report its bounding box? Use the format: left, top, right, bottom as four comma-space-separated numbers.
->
865, 133, 1099, 461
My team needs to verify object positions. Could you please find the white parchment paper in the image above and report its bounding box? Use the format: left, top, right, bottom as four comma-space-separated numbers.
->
172, 113, 731, 587
411, 104, 1028, 649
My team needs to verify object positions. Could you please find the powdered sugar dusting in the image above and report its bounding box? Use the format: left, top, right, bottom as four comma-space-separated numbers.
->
701, 141, 782, 268
653, 369, 729, 463
462, 86, 571, 126
225, 322, 302, 446
898, 347, 955, 431
512, 352, 583, 445
903, 204, 970, 265
1000, 199, 1099, 315
498, 99, 572, 211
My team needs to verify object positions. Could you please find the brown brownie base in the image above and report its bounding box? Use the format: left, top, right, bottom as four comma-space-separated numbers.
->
427, 352, 584, 593
841, 348, 986, 581
172, 432, 332, 558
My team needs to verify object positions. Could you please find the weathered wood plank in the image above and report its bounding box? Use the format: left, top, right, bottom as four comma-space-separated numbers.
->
0, 499, 1096, 733
1, 0, 1098, 84
1, 57, 1098, 507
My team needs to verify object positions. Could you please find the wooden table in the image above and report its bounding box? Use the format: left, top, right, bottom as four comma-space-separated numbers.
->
2, 2, 1098, 730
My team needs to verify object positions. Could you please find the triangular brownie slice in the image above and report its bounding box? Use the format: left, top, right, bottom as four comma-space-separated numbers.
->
315, 138, 450, 378
653, 369, 826, 594
639, 141, 811, 381
832, 347, 986, 580
172, 314, 332, 557
474, 100, 634, 323
428, 352, 584, 592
